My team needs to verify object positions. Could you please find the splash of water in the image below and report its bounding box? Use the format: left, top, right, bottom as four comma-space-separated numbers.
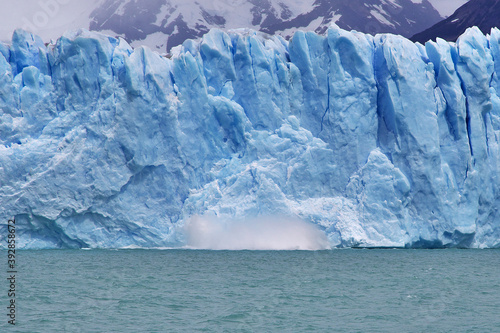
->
184, 216, 330, 250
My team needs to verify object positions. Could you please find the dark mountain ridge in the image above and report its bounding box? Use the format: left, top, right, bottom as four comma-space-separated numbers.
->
412, 0, 500, 43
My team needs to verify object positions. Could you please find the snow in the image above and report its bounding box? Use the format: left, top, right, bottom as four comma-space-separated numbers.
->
131, 31, 168, 51
0, 26, 499, 249
154, 3, 173, 27
276, 16, 326, 38
385, 0, 403, 8
370, 9, 396, 28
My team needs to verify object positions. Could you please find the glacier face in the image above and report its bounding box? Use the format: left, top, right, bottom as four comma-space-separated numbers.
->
0, 26, 500, 249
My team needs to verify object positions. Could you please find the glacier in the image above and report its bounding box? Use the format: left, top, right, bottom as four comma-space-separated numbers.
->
1, 26, 500, 249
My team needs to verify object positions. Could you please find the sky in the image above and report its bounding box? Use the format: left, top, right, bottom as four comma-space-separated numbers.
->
0, 0, 470, 43
430, 0, 469, 17
0, 0, 101, 42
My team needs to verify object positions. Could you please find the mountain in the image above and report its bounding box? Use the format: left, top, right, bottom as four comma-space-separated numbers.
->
1, 27, 500, 249
412, 0, 499, 43
89, 0, 443, 52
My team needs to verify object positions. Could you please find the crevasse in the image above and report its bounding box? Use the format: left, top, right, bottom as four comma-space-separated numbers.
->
1, 26, 499, 249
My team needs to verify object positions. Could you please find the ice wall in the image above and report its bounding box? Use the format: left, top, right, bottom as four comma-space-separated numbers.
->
0, 26, 499, 249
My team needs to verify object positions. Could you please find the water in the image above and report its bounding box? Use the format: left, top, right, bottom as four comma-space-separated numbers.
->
1, 249, 499, 332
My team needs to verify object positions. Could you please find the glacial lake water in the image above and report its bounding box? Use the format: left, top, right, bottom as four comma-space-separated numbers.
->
1, 249, 499, 332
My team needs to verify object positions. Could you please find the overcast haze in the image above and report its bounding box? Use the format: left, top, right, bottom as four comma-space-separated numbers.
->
431, 0, 468, 17
0, 0, 100, 42
0, 0, 469, 43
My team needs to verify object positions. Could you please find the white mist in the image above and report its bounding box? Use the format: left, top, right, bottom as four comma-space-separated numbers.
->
184, 216, 330, 250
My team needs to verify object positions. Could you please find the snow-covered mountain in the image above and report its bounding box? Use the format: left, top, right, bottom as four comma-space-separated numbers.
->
412, 0, 499, 43
1, 27, 500, 249
89, 0, 443, 52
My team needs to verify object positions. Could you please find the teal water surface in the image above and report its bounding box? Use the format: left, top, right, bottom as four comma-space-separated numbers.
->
1, 249, 499, 332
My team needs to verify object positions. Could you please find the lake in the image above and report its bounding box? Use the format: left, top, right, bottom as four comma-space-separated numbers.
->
2, 249, 499, 332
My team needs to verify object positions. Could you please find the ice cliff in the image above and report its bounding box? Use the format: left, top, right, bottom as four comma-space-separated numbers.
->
1, 26, 500, 249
